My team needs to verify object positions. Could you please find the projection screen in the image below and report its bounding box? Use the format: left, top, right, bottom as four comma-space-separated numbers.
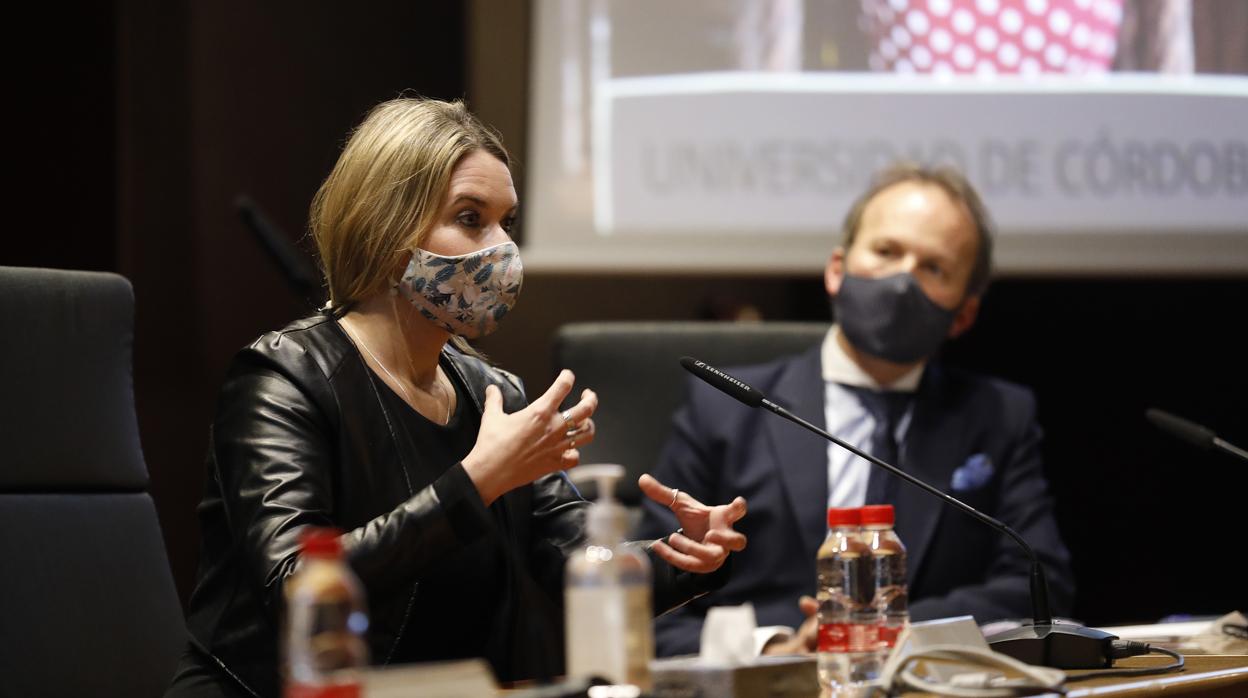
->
524, 0, 1248, 274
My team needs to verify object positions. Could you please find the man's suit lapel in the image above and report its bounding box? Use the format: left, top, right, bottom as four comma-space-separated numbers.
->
895, 365, 962, 585
763, 346, 830, 561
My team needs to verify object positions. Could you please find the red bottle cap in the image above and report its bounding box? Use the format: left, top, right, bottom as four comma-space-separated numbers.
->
827, 507, 861, 528
861, 504, 895, 526
299, 527, 344, 558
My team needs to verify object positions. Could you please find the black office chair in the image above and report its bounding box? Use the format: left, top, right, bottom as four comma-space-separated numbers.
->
553, 321, 828, 505
0, 267, 186, 697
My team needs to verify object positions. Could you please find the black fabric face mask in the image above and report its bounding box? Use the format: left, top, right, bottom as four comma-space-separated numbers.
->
833, 272, 957, 364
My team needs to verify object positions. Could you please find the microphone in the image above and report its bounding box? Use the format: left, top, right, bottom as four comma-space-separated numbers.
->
1146, 408, 1248, 463
680, 356, 1116, 670
679, 357, 765, 407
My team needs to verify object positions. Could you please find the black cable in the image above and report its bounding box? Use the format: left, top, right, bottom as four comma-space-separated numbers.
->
1065, 641, 1185, 682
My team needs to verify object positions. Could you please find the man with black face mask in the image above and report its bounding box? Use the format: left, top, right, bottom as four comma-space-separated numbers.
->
638, 164, 1074, 657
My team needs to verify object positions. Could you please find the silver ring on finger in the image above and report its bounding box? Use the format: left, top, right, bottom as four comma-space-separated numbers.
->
561, 409, 573, 424
669, 488, 680, 508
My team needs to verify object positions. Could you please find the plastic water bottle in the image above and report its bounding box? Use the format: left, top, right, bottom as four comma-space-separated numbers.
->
283, 527, 369, 698
564, 465, 653, 689
861, 504, 908, 664
816, 507, 876, 695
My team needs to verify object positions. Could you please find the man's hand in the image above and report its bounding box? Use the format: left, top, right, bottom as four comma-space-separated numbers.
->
762, 596, 820, 655
639, 473, 747, 574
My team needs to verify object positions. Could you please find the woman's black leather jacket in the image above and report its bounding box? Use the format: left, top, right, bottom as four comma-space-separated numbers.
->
181, 311, 727, 696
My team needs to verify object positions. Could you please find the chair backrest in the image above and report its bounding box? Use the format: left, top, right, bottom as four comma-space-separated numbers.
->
0, 266, 186, 698
553, 321, 828, 504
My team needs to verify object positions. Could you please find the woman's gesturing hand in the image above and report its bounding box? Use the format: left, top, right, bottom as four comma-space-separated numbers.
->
462, 369, 597, 506
639, 474, 747, 574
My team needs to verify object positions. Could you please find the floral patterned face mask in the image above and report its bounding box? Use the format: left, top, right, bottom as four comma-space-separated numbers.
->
395, 241, 523, 338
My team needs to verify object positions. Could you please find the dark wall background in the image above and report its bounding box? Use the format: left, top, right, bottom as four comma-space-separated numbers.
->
8, 1, 1245, 629
12, 0, 467, 609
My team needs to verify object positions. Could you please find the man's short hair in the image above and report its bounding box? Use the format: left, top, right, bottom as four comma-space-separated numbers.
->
840, 163, 995, 297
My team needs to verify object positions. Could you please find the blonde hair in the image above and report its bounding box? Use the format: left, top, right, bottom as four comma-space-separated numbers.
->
841, 163, 995, 297
310, 97, 509, 306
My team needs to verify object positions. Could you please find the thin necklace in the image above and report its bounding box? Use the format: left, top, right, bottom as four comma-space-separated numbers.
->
341, 318, 450, 424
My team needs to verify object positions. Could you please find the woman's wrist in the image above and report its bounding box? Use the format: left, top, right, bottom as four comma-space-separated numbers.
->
432, 463, 494, 544
460, 453, 503, 506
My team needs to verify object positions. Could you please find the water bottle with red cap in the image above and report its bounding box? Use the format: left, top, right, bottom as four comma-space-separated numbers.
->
816, 507, 876, 694
283, 527, 369, 698
861, 504, 908, 662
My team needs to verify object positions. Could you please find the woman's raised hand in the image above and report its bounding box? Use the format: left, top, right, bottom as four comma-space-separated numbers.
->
462, 369, 597, 505
639, 474, 747, 574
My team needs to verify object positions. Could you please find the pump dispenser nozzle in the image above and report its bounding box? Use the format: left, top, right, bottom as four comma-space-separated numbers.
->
568, 464, 628, 543
568, 464, 624, 501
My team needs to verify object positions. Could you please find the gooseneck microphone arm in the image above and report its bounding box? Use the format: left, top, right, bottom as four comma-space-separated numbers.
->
679, 356, 1117, 670
758, 396, 1052, 626
1216, 438, 1248, 462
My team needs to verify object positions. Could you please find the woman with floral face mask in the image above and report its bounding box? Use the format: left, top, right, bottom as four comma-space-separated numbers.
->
165, 98, 748, 698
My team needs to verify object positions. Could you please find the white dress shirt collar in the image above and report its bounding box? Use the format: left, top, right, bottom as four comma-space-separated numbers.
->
820, 324, 926, 392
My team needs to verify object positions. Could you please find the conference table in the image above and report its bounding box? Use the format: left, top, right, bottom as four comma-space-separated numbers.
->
540, 653, 1248, 697
641, 651, 1248, 697
365, 646, 1248, 696
1061, 653, 1248, 697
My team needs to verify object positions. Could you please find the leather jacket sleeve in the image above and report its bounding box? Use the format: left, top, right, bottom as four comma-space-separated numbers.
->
188, 317, 734, 694
210, 358, 493, 614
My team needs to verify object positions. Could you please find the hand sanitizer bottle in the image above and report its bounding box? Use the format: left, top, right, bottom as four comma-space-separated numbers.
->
564, 464, 653, 689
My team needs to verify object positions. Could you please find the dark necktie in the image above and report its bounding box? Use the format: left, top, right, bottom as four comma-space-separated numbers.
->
843, 386, 913, 505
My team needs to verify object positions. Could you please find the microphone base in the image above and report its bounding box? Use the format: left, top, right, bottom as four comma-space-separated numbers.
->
987, 620, 1118, 669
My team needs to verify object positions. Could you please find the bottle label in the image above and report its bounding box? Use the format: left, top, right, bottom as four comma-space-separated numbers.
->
878, 624, 903, 648
818, 622, 881, 653
284, 682, 361, 698
818, 622, 849, 652
849, 622, 877, 653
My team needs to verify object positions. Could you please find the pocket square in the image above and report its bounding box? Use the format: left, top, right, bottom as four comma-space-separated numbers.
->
951, 453, 994, 492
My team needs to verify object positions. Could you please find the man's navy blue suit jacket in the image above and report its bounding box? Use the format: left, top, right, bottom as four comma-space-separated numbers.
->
637, 345, 1075, 657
